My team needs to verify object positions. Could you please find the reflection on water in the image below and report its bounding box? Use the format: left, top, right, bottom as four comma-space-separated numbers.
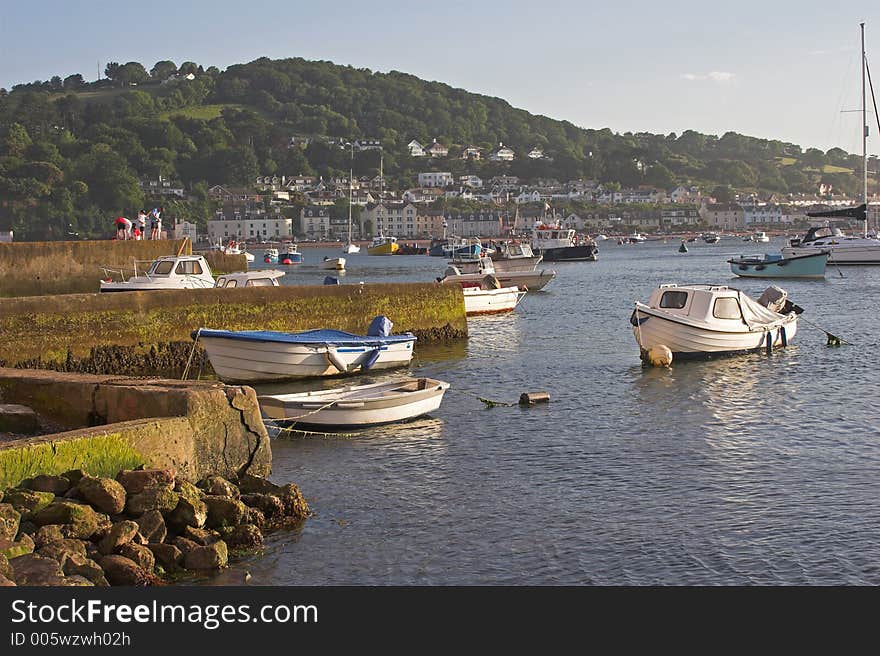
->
218, 242, 880, 585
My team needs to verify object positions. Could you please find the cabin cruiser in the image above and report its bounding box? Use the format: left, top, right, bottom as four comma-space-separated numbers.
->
486, 241, 544, 272
100, 255, 216, 292
781, 225, 880, 264
630, 283, 800, 359
531, 222, 598, 261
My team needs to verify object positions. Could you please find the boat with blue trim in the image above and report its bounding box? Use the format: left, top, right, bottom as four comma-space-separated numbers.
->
195, 315, 416, 382
728, 251, 828, 278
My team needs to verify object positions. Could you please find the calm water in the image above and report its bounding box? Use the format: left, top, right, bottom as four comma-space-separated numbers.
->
230, 239, 880, 585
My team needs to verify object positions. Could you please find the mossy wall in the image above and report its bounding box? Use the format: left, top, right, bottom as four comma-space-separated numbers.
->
0, 239, 244, 297
0, 283, 467, 376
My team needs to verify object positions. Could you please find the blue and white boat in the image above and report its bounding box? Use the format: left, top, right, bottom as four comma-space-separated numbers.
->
278, 244, 303, 264
196, 316, 416, 383
263, 248, 279, 264
727, 251, 828, 279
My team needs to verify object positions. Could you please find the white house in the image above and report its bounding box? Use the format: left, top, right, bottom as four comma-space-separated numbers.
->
460, 145, 481, 160
742, 204, 785, 225
515, 190, 542, 204
459, 175, 483, 188
528, 148, 545, 159
489, 143, 515, 161
173, 220, 198, 242
354, 139, 382, 151
426, 139, 448, 157
418, 172, 454, 188
408, 140, 425, 157
207, 215, 294, 243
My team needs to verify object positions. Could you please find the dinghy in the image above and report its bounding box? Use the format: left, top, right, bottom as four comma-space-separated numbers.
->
258, 377, 450, 429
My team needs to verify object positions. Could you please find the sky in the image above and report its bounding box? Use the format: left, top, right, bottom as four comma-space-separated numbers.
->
2, 0, 879, 154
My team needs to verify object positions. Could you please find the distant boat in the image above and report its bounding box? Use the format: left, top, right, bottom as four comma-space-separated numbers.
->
631, 283, 801, 359
343, 242, 360, 254
258, 377, 450, 430
678, 241, 688, 253
531, 223, 598, 261
728, 252, 828, 278
320, 256, 346, 271
368, 235, 399, 256
279, 244, 303, 265
702, 232, 721, 244
263, 248, 279, 264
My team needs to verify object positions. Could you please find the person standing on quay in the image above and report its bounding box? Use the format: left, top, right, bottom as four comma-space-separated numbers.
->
137, 209, 147, 239
149, 206, 163, 239
115, 216, 132, 240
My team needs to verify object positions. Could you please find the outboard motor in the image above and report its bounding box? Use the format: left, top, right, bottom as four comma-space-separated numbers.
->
757, 286, 788, 313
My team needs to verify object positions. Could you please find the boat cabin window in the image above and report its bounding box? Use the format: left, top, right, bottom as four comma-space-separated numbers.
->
659, 290, 689, 309
713, 297, 742, 320
224, 279, 238, 287
176, 260, 204, 275
152, 261, 174, 275
245, 278, 276, 287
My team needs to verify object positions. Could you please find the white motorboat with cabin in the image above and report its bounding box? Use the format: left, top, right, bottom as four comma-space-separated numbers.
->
99, 255, 216, 292
258, 377, 450, 430
486, 240, 544, 272
630, 283, 800, 359
196, 315, 416, 383
440, 255, 555, 291
702, 232, 721, 244
320, 256, 346, 271
213, 270, 286, 287
531, 222, 598, 261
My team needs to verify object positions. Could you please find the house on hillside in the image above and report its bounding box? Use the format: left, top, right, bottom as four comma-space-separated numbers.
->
426, 139, 448, 157
418, 172, 454, 188
461, 145, 482, 160
489, 143, 515, 161
354, 139, 382, 151
459, 175, 483, 188
528, 147, 545, 159
408, 140, 426, 157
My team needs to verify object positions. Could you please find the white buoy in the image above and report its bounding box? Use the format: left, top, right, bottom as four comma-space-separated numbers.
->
646, 344, 673, 367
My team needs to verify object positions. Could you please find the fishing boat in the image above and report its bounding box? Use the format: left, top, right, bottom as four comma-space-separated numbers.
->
219, 240, 255, 262
753, 231, 770, 243
441, 256, 555, 291
531, 222, 598, 261
99, 255, 216, 292
442, 275, 526, 315
214, 270, 286, 287
320, 256, 346, 271
782, 24, 880, 264
258, 377, 450, 430
368, 234, 399, 256
727, 252, 828, 279
263, 248, 279, 264
630, 284, 800, 359
278, 244, 303, 265
196, 315, 416, 383
626, 232, 647, 243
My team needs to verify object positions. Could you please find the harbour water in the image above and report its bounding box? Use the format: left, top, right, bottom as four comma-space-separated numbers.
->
231, 238, 880, 584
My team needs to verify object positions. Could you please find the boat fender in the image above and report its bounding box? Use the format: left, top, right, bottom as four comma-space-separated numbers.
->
325, 348, 348, 373
360, 347, 382, 371
780, 326, 787, 347
646, 344, 673, 367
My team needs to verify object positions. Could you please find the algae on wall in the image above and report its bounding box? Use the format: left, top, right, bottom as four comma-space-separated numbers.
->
0, 283, 467, 376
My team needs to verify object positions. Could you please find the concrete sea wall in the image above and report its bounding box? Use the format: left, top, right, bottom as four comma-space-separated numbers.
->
0, 368, 271, 490
0, 240, 245, 297
0, 283, 467, 376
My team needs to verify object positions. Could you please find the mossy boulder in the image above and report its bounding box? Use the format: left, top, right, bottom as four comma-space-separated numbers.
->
0, 503, 21, 541
33, 524, 66, 549
240, 493, 285, 520
28, 475, 71, 495
166, 481, 207, 531
237, 474, 281, 495
31, 501, 101, 539
135, 510, 167, 544
62, 554, 109, 586
181, 526, 220, 546
36, 539, 88, 568
78, 476, 126, 515
225, 524, 263, 551
198, 475, 240, 499
9, 553, 66, 585
148, 543, 183, 571
0, 536, 34, 559
203, 495, 247, 529
118, 543, 155, 574
117, 469, 176, 495
98, 555, 149, 586
97, 520, 139, 556
184, 540, 228, 570
125, 485, 178, 517
4, 489, 55, 515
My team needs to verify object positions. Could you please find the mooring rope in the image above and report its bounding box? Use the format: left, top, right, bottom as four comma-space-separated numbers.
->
181, 329, 201, 380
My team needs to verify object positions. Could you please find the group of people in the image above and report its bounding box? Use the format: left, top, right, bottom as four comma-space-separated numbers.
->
114, 207, 164, 240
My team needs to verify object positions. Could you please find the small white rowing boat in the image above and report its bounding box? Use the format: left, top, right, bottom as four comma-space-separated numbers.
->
320, 256, 346, 270
258, 377, 450, 429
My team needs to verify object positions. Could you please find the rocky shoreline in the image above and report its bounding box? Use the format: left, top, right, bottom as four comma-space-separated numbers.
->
0, 467, 309, 586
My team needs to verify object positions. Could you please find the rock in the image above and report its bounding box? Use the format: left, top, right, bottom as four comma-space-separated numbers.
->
203, 495, 247, 529
147, 543, 183, 571
28, 475, 71, 495
17, 520, 37, 535
61, 469, 88, 486
33, 524, 66, 548
9, 553, 66, 585
4, 489, 55, 515
240, 493, 285, 520
0, 404, 39, 434
61, 575, 94, 586
98, 520, 140, 555
63, 486, 84, 501
78, 476, 126, 515
88, 513, 113, 541
182, 526, 220, 546
171, 537, 199, 555
184, 540, 228, 570
37, 539, 87, 568
0, 536, 34, 559
135, 510, 167, 544
32, 501, 101, 540
98, 555, 149, 586
116, 468, 176, 495
0, 574, 15, 586
0, 553, 11, 578
118, 543, 155, 573
237, 474, 281, 495
63, 554, 109, 586
226, 524, 263, 551
245, 507, 265, 528
198, 475, 240, 499
278, 484, 310, 519
165, 481, 207, 531
0, 503, 21, 541
125, 485, 178, 517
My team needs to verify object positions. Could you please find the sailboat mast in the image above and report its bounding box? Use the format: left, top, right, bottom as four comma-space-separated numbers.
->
348, 142, 353, 243
863, 22, 869, 237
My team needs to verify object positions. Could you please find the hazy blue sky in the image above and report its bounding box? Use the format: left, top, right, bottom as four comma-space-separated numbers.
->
2, 0, 879, 153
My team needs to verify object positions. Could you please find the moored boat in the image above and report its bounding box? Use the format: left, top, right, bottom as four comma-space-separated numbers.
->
214, 270, 286, 287
531, 222, 598, 261
258, 377, 450, 429
368, 235, 399, 256
442, 275, 526, 315
320, 256, 346, 271
263, 248, 279, 264
441, 256, 555, 291
630, 283, 800, 359
278, 244, 303, 265
487, 241, 544, 272
99, 255, 216, 292
196, 315, 416, 383
728, 252, 828, 278
702, 232, 721, 244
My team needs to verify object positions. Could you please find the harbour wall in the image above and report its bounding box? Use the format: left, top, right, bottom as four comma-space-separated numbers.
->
0, 240, 245, 297
0, 283, 467, 377
0, 368, 271, 490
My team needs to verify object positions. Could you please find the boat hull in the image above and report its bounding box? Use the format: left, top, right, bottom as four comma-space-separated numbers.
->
538, 245, 598, 262
781, 243, 880, 264
279, 252, 303, 264
368, 243, 399, 256
199, 336, 415, 383
728, 252, 827, 278
459, 286, 525, 315
259, 378, 449, 428
320, 257, 346, 270
630, 306, 797, 356
443, 270, 555, 291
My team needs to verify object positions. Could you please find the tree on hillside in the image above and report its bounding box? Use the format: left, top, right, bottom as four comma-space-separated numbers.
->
62, 74, 85, 90
178, 62, 200, 76
150, 60, 178, 80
